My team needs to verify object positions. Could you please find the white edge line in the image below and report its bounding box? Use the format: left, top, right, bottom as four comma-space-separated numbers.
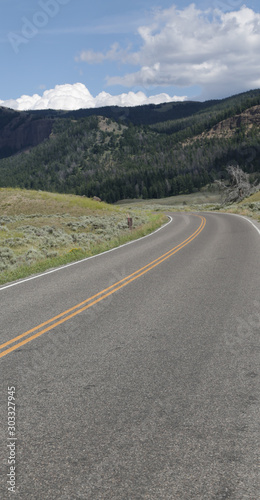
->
0, 216, 173, 291
223, 212, 260, 236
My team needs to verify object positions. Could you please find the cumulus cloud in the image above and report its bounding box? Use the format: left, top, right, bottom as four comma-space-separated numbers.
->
79, 4, 260, 99
0, 83, 186, 111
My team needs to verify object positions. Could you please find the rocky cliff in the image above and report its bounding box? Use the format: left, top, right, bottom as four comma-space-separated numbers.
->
204, 105, 260, 139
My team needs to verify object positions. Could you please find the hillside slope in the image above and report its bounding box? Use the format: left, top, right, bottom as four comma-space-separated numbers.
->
0, 187, 165, 285
0, 107, 54, 158
197, 105, 260, 140
0, 89, 260, 202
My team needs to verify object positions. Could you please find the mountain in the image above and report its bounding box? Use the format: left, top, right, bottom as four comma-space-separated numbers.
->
0, 107, 54, 159
0, 89, 260, 202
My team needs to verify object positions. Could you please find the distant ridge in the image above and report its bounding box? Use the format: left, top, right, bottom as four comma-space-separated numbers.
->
0, 89, 260, 202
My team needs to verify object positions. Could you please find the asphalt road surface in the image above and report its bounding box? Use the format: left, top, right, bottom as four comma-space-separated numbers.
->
0, 212, 259, 500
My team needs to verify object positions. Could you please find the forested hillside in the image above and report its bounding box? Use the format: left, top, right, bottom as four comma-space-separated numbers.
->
0, 89, 260, 202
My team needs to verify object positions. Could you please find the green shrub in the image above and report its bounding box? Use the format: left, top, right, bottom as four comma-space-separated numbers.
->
0, 247, 16, 270
25, 248, 44, 263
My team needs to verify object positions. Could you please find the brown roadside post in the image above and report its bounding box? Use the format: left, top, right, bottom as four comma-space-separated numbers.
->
127, 214, 133, 230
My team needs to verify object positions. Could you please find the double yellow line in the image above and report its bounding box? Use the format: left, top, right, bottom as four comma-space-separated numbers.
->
0, 215, 206, 359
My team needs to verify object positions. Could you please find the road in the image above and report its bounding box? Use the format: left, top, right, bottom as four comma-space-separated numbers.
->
0, 212, 259, 499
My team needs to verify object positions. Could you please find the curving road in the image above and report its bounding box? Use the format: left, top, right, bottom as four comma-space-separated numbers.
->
0, 212, 259, 499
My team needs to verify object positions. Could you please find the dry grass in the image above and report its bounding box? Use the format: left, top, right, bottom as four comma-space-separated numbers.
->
0, 187, 114, 216
0, 188, 167, 285
240, 190, 260, 203
116, 188, 223, 208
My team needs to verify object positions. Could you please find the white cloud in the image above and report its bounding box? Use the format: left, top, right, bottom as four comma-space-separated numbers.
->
76, 43, 132, 64
0, 83, 186, 111
79, 4, 260, 99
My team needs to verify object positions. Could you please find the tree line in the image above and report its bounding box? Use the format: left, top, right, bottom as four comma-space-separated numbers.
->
0, 91, 260, 203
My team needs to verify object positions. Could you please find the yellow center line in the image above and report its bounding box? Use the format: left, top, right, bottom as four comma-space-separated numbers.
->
0, 215, 204, 350
0, 215, 206, 359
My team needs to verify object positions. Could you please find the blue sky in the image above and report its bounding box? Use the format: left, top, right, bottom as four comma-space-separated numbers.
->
1, 0, 260, 110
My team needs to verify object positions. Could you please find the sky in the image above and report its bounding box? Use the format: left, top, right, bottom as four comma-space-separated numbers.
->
0, 0, 260, 110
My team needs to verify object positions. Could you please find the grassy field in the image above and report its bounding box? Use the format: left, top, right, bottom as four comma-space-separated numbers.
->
241, 191, 260, 203
116, 187, 223, 208
0, 188, 167, 285
124, 186, 260, 221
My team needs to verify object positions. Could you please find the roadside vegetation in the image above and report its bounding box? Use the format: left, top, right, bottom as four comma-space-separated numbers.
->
1, 185, 259, 286
219, 190, 260, 221
0, 188, 167, 285
120, 186, 260, 223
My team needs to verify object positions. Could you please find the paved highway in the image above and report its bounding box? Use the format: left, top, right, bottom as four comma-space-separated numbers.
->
0, 212, 259, 499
